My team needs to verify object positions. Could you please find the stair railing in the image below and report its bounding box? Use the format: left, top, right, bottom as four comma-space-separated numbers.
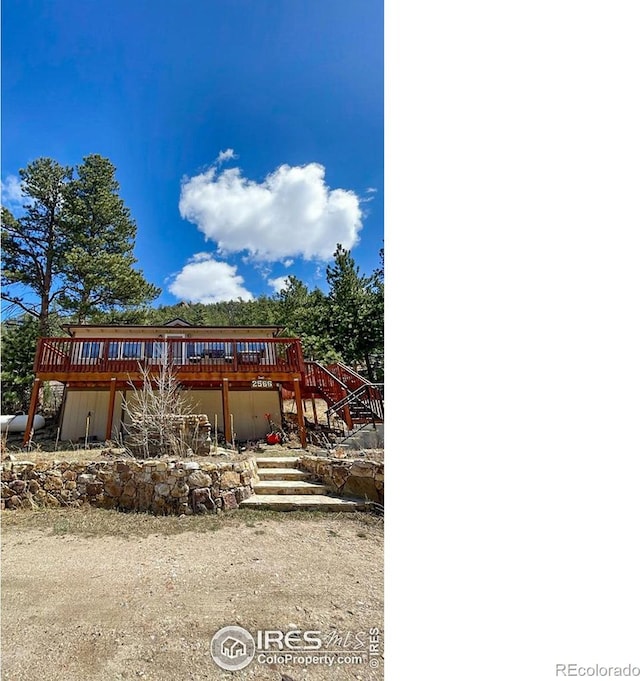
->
326, 383, 384, 423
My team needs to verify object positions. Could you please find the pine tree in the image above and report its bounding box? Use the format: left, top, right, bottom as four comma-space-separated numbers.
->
1, 155, 160, 335
325, 244, 383, 380
59, 154, 160, 321
1, 158, 73, 336
0, 316, 39, 413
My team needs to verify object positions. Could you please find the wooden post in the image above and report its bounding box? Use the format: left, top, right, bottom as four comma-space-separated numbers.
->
119, 389, 127, 443
222, 378, 231, 445
293, 378, 307, 449
58, 383, 69, 442
105, 378, 117, 441
311, 395, 318, 425
22, 378, 41, 447
342, 387, 354, 430
84, 412, 91, 449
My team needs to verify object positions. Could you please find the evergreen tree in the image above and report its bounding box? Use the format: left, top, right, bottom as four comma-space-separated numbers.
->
1, 158, 73, 336
59, 154, 160, 321
366, 247, 384, 380
1, 155, 160, 336
0, 316, 39, 413
325, 244, 383, 380
277, 276, 339, 362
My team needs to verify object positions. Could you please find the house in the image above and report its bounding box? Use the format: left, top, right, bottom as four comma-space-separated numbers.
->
22, 319, 309, 447
22, 318, 384, 450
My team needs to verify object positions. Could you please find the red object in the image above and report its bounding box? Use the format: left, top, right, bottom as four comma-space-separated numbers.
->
266, 432, 281, 445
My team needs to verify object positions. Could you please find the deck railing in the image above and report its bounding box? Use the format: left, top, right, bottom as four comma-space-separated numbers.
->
34, 337, 305, 377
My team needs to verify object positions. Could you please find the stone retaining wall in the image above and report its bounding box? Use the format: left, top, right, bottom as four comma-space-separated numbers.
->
299, 455, 383, 505
1, 457, 258, 515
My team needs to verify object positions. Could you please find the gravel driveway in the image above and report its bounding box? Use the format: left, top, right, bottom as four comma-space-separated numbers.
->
1, 508, 384, 680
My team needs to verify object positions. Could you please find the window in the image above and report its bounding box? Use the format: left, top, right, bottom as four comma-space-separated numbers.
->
122, 341, 143, 359
81, 342, 102, 360
107, 341, 144, 360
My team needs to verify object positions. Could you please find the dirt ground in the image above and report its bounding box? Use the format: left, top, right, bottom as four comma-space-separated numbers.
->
1, 508, 384, 681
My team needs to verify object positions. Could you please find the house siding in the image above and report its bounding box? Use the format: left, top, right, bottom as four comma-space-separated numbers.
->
59, 387, 281, 444
60, 390, 121, 442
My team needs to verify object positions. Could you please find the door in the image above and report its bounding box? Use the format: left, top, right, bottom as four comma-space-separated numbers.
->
159, 334, 186, 366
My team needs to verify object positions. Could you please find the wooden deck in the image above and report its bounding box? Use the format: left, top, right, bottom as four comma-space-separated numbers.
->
33, 336, 305, 384
25, 336, 382, 449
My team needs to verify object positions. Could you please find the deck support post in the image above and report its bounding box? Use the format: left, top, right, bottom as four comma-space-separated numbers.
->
105, 378, 117, 441
311, 396, 318, 425
342, 386, 354, 431
22, 378, 42, 447
293, 378, 307, 449
222, 378, 231, 445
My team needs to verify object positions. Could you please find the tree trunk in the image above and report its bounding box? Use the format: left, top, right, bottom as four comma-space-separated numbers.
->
364, 351, 374, 382
39, 296, 50, 338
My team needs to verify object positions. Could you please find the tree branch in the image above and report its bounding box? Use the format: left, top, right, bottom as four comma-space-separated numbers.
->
0, 293, 39, 317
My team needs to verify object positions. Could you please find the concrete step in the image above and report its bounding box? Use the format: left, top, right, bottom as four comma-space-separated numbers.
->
240, 494, 366, 512
255, 457, 300, 469
257, 468, 311, 481
253, 480, 329, 495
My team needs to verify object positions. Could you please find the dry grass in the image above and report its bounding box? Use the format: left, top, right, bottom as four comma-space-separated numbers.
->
3, 440, 382, 464
2, 441, 301, 464
0, 505, 383, 539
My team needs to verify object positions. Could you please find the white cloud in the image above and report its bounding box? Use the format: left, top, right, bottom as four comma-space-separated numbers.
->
216, 148, 237, 165
168, 254, 254, 303
362, 187, 378, 203
189, 252, 213, 263
267, 276, 290, 294
178, 162, 362, 262
1, 175, 23, 205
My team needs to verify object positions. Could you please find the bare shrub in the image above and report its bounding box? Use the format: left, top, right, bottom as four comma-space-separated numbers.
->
122, 361, 192, 459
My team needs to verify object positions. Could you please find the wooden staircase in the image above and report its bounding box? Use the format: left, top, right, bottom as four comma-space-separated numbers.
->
239, 457, 366, 512
302, 361, 384, 431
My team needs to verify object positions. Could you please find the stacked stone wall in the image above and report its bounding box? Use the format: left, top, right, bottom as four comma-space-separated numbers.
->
1, 457, 258, 515
299, 455, 384, 504
125, 413, 213, 458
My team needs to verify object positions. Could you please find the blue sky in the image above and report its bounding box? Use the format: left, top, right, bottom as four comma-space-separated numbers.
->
1, 0, 383, 308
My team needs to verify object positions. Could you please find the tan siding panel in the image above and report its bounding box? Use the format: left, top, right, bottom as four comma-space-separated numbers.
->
62, 388, 281, 444
183, 390, 224, 434
60, 391, 111, 442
